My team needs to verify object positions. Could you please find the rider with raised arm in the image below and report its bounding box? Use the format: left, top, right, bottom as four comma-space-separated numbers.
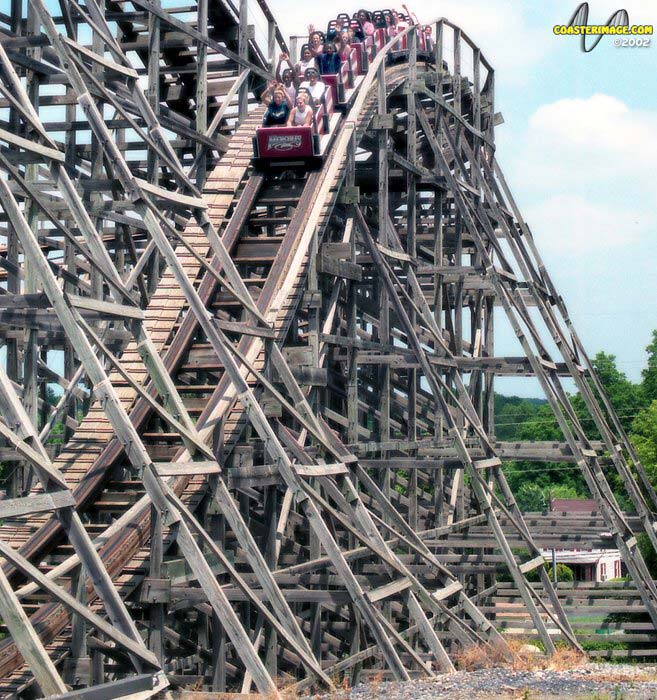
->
262, 87, 291, 125
401, 4, 419, 26
279, 66, 298, 106
275, 52, 294, 82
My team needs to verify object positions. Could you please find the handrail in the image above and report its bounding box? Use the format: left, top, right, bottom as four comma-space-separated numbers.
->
267, 21, 427, 318
253, 0, 290, 55
437, 17, 493, 71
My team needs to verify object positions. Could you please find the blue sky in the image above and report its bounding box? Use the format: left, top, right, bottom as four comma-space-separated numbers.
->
269, 0, 657, 397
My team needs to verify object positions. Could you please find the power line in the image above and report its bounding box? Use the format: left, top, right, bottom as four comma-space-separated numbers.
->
493, 411, 650, 429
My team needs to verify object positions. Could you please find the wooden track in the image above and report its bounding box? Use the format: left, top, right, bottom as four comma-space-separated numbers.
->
0, 108, 263, 693
0, 59, 410, 693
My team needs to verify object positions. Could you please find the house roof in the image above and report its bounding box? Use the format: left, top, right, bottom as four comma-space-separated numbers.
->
550, 498, 598, 513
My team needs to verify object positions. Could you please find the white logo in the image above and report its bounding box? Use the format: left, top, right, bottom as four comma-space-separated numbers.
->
267, 134, 303, 151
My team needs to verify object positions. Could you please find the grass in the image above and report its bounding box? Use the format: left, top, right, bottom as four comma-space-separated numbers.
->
570, 615, 608, 625
453, 638, 587, 672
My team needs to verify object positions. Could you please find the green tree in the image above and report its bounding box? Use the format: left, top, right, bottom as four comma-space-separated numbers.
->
642, 331, 657, 403
546, 563, 574, 583
495, 348, 649, 511
572, 351, 646, 437
494, 395, 546, 441
509, 403, 587, 497
629, 400, 657, 487
516, 482, 547, 512
547, 484, 580, 500
518, 402, 562, 442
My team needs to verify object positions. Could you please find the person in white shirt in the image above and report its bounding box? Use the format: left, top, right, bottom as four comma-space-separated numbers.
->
287, 93, 313, 127
273, 54, 298, 108
423, 25, 435, 51
295, 46, 317, 79
278, 67, 298, 107
299, 68, 326, 106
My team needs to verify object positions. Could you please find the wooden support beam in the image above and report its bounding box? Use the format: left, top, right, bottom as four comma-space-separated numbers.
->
0, 565, 67, 695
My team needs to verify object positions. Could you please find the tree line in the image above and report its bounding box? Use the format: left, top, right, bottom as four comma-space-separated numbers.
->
495, 331, 657, 512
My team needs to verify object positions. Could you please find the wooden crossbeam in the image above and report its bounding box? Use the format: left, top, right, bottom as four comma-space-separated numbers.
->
0, 489, 75, 518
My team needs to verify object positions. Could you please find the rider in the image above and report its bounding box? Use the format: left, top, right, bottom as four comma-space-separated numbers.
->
299, 67, 326, 105
262, 88, 291, 125
287, 93, 313, 127
424, 25, 435, 51
295, 45, 317, 77
335, 31, 352, 61
307, 26, 324, 57
279, 67, 298, 106
385, 12, 397, 37
357, 10, 375, 36
317, 42, 341, 74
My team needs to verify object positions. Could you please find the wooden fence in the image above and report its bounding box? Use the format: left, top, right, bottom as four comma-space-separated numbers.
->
488, 581, 657, 658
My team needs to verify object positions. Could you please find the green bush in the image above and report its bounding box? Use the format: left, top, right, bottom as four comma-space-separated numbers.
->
546, 563, 574, 582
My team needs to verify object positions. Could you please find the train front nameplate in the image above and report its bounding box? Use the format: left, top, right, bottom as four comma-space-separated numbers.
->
267, 134, 303, 151
257, 127, 314, 159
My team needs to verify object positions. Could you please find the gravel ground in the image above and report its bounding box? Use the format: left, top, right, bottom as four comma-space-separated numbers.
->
310, 664, 657, 699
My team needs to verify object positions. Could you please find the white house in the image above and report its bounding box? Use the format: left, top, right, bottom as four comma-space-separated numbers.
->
542, 547, 622, 582
544, 498, 623, 583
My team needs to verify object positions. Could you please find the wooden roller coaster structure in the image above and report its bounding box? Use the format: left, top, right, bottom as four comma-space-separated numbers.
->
0, 1, 655, 698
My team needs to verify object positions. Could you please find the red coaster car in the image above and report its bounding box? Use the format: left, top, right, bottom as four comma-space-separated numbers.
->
253, 125, 321, 170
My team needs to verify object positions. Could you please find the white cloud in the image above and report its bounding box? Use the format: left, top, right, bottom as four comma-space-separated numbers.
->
525, 193, 646, 254
417, 0, 548, 84
520, 94, 657, 194
502, 94, 657, 256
